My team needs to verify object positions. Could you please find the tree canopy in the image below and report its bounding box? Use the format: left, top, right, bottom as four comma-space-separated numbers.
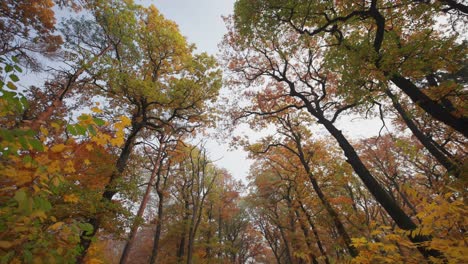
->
0, 0, 466, 263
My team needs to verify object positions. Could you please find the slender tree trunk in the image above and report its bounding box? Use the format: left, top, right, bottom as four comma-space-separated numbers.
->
205, 203, 214, 261
120, 146, 164, 264
277, 220, 294, 264
77, 121, 143, 263
149, 158, 170, 264
290, 128, 358, 257
150, 188, 165, 264
177, 200, 190, 263
385, 88, 461, 177
294, 209, 319, 264
390, 74, 468, 138
299, 201, 330, 264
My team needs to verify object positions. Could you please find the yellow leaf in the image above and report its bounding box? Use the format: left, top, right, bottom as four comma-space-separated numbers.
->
0, 241, 12, 249
40, 126, 49, 136
31, 210, 47, 220
84, 159, 91, 166
64, 160, 75, 173
50, 144, 66, 153
119, 115, 131, 126
51, 122, 61, 130
91, 107, 103, 113
64, 194, 79, 203
86, 258, 104, 264
32, 185, 41, 193
110, 137, 124, 146
48, 222, 64, 231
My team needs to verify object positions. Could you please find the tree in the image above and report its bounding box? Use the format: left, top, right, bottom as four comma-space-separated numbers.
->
67, 2, 222, 259
233, 0, 467, 137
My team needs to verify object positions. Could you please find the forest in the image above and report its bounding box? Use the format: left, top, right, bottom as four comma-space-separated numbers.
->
0, 0, 466, 263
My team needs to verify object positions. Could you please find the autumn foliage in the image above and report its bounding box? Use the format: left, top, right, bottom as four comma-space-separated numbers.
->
0, 0, 467, 264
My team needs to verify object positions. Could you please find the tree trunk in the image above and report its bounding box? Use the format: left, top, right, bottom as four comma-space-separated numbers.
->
150, 188, 165, 264
390, 74, 468, 138
290, 127, 358, 257
177, 199, 190, 263
317, 114, 441, 259
294, 209, 319, 264
120, 146, 164, 264
385, 88, 461, 177
77, 121, 143, 263
298, 201, 330, 264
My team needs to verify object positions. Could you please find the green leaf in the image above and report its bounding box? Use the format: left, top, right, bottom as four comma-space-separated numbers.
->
22, 155, 33, 164
75, 124, 87, 135
9, 74, 19, 82
14, 189, 27, 204
87, 124, 96, 136
0, 129, 14, 142
93, 117, 105, 126
28, 138, 44, 151
34, 197, 52, 212
14, 189, 32, 214
79, 223, 94, 235
23, 249, 33, 263
12, 56, 19, 63
67, 124, 77, 135
4, 65, 13, 73
78, 115, 90, 121
6, 81, 16, 90
14, 65, 22, 73
18, 136, 29, 150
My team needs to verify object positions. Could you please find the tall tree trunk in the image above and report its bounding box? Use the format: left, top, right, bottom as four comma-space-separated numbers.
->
317, 114, 441, 258
77, 120, 143, 263
120, 145, 164, 264
288, 124, 358, 257
205, 203, 214, 261
150, 187, 165, 264
390, 74, 468, 138
298, 201, 330, 264
150, 158, 170, 264
385, 88, 461, 177
294, 209, 319, 264
177, 200, 190, 263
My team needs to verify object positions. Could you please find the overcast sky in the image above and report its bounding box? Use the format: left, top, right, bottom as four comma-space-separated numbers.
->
137, 1, 256, 182
135, 1, 389, 182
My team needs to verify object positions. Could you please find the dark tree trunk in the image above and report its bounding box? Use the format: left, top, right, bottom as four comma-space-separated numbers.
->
150, 188, 165, 264
120, 146, 164, 264
287, 122, 358, 258
177, 200, 190, 263
385, 88, 461, 177
316, 114, 441, 259
294, 209, 319, 264
77, 121, 143, 263
390, 74, 468, 138
299, 201, 331, 264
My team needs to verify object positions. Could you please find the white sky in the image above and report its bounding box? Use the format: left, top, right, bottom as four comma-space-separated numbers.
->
139, 1, 256, 182
137, 1, 390, 182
